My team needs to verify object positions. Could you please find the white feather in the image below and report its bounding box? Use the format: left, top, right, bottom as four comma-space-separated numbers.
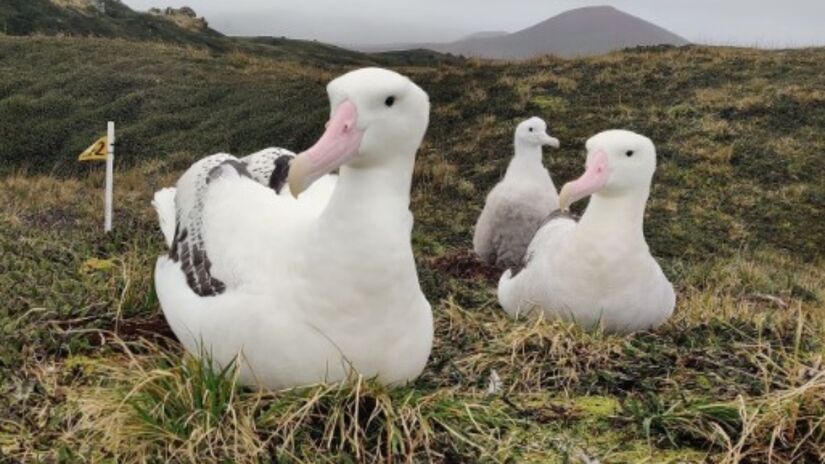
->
498, 130, 675, 334
152, 187, 177, 248
153, 68, 433, 389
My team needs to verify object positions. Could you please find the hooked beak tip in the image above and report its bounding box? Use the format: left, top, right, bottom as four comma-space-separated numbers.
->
558, 186, 571, 211
286, 158, 307, 198
287, 179, 301, 198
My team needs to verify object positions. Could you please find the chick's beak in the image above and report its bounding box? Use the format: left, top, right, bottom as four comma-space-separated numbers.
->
541, 132, 560, 148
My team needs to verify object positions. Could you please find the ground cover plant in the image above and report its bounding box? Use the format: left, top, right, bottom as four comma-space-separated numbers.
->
0, 28, 824, 463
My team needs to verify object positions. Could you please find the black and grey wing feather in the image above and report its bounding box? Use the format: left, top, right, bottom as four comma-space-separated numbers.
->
168, 148, 295, 297
241, 147, 295, 194
169, 154, 253, 297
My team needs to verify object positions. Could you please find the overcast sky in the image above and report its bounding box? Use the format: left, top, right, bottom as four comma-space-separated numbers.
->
123, 0, 825, 47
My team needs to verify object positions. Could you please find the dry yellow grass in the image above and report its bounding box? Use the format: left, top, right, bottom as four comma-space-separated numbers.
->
1, 40, 824, 462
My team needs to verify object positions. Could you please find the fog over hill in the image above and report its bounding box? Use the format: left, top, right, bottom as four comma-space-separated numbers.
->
122, 0, 825, 49
460, 31, 509, 41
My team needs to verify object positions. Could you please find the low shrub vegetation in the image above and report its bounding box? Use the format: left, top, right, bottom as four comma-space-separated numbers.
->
1, 33, 823, 462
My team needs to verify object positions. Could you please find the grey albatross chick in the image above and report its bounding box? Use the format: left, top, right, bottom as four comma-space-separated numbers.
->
473, 116, 560, 271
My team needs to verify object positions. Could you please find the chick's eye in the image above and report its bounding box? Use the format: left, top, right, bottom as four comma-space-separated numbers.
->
528, 127, 534, 132
626, 150, 635, 157
385, 96, 395, 107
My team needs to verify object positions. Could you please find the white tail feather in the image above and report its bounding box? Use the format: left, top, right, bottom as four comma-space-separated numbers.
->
152, 187, 177, 248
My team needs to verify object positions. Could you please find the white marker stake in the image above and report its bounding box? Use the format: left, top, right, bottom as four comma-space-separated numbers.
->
105, 121, 114, 233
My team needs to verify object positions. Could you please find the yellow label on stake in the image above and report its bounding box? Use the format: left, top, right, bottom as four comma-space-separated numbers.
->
78, 136, 108, 162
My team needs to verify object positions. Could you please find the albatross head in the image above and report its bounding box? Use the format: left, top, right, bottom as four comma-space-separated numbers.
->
558, 130, 656, 210
288, 67, 430, 197
515, 117, 560, 149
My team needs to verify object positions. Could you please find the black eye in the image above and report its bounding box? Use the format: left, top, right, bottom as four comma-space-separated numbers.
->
528, 127, 534, 132
385, 96, 395, 107
626, 150, 635, 157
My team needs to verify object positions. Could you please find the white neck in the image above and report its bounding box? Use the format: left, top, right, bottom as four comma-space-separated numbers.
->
504, 140, 544, 182
576, 189, 649, 247
306, 143, 420, 316
320, 147, 415, 230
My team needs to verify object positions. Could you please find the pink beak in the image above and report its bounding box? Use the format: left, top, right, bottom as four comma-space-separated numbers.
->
288, 100, 364, 197
558, 150, 610, 210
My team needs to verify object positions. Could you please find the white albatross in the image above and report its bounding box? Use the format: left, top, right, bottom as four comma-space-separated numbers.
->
473, 117, 560, 271
152, 68, 433, 389
497, 130, 675, 334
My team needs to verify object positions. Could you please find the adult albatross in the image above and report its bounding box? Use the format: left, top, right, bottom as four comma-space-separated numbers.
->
497, 130, 675, 334
152, 68, 433, 389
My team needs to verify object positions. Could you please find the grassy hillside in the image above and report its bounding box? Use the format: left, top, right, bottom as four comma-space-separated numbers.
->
0, 35, 460, 176
1, 34, 824, 462
0, 0, 228, 48
2, 37, 821, 260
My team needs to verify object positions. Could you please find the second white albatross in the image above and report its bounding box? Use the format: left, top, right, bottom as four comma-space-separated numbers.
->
152, 68, 433, 389
497, 130, 675, 334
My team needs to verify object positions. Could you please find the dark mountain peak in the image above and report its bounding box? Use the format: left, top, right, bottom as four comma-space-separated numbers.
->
564, 5, 620, 13
523, 5, 685, 38
431, 6, 689, 59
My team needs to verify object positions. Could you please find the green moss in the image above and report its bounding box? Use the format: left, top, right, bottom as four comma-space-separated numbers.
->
573, 395, 620, 417
532, 95, 569, 113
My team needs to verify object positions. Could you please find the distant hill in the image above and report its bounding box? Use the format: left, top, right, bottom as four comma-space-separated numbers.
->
357, 6, 689, 59
0, 0, 463, 67
0, 0, 227, 49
